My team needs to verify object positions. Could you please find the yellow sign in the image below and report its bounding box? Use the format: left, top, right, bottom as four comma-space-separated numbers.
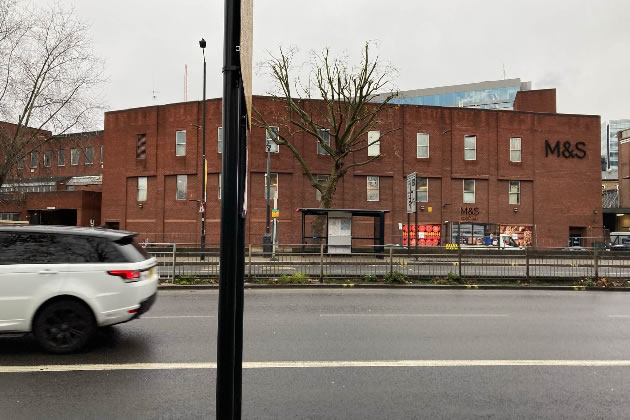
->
272, 209, 279, 218
428, 206, 432, 213
446, 243, 459, 250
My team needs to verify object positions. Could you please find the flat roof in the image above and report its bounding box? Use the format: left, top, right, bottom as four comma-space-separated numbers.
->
298, 208, 390, 216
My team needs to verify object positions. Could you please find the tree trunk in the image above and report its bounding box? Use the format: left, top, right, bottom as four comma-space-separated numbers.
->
310, 177, 339, 244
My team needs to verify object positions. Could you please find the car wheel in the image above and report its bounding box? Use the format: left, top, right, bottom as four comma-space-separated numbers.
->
33, 300, 96, 354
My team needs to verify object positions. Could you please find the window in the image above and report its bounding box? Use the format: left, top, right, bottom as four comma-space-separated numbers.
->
30, 151, 38, 168
510, 137, 522, 162
509, 181, 520, 205
417, 177, 428, 202
317, 129, 330, 155
136, 133, 147, 159
368, 131, 380, 157
0, 212, 20, 221
17, 157, 24, 169
176, 175, 187, 200
218, 127, 223, 153
266, 126, 279, 153
85, 146, 94, 164
100, 145, 104, 164
463, 179, 475, 203
218, 173, 222, 199
316, 174, 329, 201
58, 149, 65, 166
43, 151, 51, 168
367, 176, 379, 201
417, 133, 429, 158
71, 148, 79, 165
137, 177, 147, 201
176, 130, 186, 156
264, 173, 278, 200
464, 135, 476, 160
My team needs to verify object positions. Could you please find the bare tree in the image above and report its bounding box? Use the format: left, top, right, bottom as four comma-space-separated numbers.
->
0, 0, 104, 187
253, 43, 398, 237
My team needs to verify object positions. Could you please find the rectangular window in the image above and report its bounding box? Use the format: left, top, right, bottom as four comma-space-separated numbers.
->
417, 177, 428, 202
417, 133, 429, 158
30, 151, 38, 168
367, 176, 379, 201
17, 157, 24, 169
368, 131, 380, 157
509, 181, 520, 205
0, 212, 20, 221
266, 126, 279, 153
218, 173, 222, 199
510, 137, 522, 162
137, 176, 147, 201
71, 148, 79, 165
176, 130, 186, 156
176, 175, 187, 200
85, 146, 94, 164
463, 179, 475, 203
58, 149, 65, 166
264, 173, 278, 200
316, 174, 329, 201
136, 133, 147, 159
218, 127, 223, 154
464, 135, 476, 160
43, 151, 52, 168
100, 145, 104, 164
317, 129, 330, 155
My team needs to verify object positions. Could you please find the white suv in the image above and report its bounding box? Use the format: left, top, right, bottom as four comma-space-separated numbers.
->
0, 226, 158, 353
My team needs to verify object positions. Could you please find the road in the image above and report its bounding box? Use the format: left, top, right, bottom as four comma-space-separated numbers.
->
3, 289, 630, 418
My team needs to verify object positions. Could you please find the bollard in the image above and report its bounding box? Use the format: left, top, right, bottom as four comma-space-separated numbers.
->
248, 244, 252, 282
525, 247, 530, 281
171, 243, 177, 283
389, 247, 393, 275
319, 243, 324, 283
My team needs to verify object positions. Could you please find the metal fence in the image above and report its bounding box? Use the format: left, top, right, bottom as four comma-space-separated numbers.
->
145, 244, 630, 283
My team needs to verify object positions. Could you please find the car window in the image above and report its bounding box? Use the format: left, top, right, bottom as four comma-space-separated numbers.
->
113, 235, 152, 262
0, 232, 56, 264
54, 235, 127, 263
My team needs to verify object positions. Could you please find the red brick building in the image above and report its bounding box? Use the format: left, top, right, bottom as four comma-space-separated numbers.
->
101, 90, 602, 247
0, 127, 104, 226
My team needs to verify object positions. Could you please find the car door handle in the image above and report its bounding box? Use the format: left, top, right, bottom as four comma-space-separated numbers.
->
38, 270, 58, 275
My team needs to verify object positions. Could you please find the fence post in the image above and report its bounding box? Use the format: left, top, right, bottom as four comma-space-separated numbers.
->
171, 243, 177, 283
458, 244, 462, 279
389, 247, 393, 275
525, 247, 530, 282
594, 248, 599, 281
319, 243, 324, 283
248, 244, 252, 282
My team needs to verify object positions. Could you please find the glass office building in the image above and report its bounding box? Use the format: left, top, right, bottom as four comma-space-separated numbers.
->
375, 79, 532, 110
602, 119, 630, 176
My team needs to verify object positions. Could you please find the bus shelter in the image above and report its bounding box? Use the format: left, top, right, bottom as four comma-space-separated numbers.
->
298, 208, 389, 254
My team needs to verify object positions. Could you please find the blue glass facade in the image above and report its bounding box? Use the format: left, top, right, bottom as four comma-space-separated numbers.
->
602, 119, 630, 173
390, 86, 520, 109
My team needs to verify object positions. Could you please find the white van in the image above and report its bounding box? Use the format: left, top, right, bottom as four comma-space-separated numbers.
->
0, 226, 158, 353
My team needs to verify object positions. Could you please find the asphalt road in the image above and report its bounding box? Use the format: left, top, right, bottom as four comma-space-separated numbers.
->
3, 289, 630, 419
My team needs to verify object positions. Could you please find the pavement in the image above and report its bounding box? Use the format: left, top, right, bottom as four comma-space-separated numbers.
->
4, 289, 630, 418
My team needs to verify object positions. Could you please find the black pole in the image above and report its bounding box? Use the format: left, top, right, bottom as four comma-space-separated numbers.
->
265, 146, 271, 233
201, 49, 207, 260
217, 0, 242, 416
233, 89, 247, 420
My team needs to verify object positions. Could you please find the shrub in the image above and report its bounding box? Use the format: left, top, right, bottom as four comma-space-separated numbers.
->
362, 274, 378, 282
447, 272, 464, 284
384, 271, 407, 284
278, 272, 309, 284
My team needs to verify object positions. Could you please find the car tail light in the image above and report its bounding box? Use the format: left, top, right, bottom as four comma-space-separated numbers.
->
108, 270, 141, 282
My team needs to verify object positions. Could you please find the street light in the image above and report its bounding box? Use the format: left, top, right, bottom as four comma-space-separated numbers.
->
266, 140, 271, 234
199, 38, 207, 260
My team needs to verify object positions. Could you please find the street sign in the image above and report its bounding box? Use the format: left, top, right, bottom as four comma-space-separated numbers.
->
199, 203, 205, 213
406, 172, 417, 213
272, 208, 279, 218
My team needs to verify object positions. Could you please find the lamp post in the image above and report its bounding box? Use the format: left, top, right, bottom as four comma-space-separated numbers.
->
266, 141, 271, 234
199, 38, 207, 260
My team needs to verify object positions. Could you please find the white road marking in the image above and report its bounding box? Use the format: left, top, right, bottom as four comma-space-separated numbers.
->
3, 360, 630, 373
141, 315, 215, 319
319, 313, 509, 318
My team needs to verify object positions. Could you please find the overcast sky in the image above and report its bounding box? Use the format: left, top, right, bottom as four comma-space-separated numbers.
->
50, 0, 630, 121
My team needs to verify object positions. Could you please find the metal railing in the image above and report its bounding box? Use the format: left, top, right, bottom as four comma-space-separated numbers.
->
145, 243, 630, 284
